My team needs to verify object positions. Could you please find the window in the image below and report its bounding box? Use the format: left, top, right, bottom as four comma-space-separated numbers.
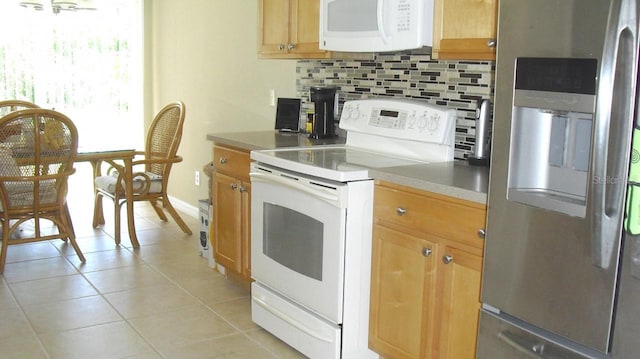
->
0, 1, 143, 149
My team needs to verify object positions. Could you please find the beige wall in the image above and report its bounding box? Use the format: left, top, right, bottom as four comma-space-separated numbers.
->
146, 0, 297, 214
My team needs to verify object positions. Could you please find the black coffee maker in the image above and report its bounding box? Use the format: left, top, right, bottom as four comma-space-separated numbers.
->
309, 86, 337, 139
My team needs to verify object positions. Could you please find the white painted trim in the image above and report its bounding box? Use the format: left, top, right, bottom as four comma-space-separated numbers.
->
168, 195, 199, 219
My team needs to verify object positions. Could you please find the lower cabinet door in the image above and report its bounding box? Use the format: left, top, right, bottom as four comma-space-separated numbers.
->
369, 224, 438, 359
213, 172, 242, 273
437, 245, 483, 358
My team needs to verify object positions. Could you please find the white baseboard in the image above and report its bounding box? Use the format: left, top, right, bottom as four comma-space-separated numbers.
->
168, 195, 200, 219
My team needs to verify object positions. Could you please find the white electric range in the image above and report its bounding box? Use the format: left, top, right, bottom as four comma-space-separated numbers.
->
252, 98, 456, 180
249, 98, 457, 359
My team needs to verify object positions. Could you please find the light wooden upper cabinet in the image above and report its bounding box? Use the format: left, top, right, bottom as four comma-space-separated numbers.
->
258, 0, 330, 59
432, 0, 499, 60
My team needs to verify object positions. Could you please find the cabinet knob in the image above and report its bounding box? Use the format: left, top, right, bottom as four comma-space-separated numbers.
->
278, 43, 285, 51
443, 255, 453, 264
422, 248, 432, 257
239, 186, 246, 193
288, 43, 296, 51
478, 228, 486, 239
230, 183, 238, 190
487, 39, 497, 48
219, 157, 228, 164
396, 207, 407, 216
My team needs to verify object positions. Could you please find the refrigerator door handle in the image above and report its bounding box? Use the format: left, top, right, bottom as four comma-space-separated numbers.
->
497, 331, 547, 358
498, 330, 593, 359
590, 0, 638, 269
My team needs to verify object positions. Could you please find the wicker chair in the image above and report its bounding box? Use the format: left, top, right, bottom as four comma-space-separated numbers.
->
0, 101, 40, 142
0, 108, 85, 273
92, 101, 192, 244
0, 100, 39, 117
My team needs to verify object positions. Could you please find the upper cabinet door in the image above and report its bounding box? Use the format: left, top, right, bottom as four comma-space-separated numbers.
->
289, 0, 325, 56
258, 0, 330, 59
432, 0, 498, 60
258, 0, 290, 56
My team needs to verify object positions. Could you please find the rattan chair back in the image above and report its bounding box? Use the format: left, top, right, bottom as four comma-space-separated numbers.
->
0, 108, 85, 272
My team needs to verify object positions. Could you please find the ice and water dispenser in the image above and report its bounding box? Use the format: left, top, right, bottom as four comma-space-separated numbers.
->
507, 58, 598, 218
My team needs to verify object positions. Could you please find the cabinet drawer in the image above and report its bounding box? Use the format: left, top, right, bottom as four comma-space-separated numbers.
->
374, 183, 486, 249
213, 145, 251, 179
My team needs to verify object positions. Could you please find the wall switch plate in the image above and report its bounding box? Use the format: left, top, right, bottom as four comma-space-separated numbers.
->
195, 170, 200, 186
269, 89, 276, 107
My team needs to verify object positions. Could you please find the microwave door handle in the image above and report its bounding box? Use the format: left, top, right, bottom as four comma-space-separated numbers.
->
377, 0, 390, 44
591, 0, 637, 269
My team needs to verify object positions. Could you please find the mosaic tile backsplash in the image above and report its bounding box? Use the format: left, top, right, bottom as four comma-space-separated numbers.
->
296, 48, 495, 160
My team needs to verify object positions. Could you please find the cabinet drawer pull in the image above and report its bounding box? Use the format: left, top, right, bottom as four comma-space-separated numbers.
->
396, 207, 407, 216
487, 39, 497, 48
443, 255, 453, 264
219, 157, 228, 164
422, 248, 432, 257
478, 228, 486, 239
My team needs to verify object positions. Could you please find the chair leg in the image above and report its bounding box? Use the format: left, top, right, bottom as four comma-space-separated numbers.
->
59, 211, 86, 263
93, 192, 105, 227
64, 203, 75, 240
150, 200, 168, 221
68, 236, 86, 263
0, 224, 10, 273
113, 200, 122, 245
161, 197, 193, 235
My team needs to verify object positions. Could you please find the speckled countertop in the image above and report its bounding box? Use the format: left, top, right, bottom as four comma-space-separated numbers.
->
207, 131, 489, 204
370, 161, 488, 204
206, 131, 345, 151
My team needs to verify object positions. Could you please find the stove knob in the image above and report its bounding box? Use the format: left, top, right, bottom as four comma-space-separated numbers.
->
351, 106, 361, 121
428, 114, 440, 132
417, 115, 427, 131
341, 105, 351, 121
407, 111, 417, 129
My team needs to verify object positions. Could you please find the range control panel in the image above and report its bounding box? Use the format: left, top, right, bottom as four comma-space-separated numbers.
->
340, 99, 456, 145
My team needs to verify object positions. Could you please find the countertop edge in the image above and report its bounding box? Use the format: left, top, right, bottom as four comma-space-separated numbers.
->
370, 169, 488, 204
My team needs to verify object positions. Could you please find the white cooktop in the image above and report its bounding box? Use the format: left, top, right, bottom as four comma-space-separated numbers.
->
251, 146, 429, 182
251, 99, 457, 182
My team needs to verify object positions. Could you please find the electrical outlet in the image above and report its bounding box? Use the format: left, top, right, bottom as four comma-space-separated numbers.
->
195, 170, 200, 186
269, 89, 276, 107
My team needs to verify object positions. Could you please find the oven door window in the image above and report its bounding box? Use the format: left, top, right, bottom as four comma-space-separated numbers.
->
263, 203, 323, 281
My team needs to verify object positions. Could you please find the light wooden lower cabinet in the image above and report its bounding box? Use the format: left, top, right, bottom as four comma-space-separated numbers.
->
369, 181, 486, 359
437, 245, 483, 359
211, 144, 252, 285
369, 224, 438, 358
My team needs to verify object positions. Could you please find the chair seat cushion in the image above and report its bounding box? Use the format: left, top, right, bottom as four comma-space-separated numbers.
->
95, 172, 163, 195
0, 180, 57, 211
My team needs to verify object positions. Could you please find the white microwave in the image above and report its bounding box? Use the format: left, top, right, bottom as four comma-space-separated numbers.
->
319, 0, 434, 52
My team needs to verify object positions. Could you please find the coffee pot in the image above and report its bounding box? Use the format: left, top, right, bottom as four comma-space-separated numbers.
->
309, 86, 338, 139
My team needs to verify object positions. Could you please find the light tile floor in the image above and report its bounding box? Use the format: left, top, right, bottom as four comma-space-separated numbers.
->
0, 163, 306, 359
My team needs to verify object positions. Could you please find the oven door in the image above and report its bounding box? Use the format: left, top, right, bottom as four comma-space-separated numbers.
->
250, 163, 348, 323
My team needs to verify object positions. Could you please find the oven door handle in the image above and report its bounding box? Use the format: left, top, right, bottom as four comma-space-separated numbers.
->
253, 296, 335, 343
250, 172, 342, 206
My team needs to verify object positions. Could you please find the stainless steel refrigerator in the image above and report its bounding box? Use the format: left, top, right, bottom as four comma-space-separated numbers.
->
477, 0, 640, 358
